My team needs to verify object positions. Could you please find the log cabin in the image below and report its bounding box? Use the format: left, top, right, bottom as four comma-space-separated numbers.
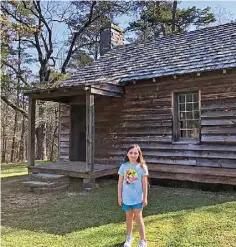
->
24, 22, 236, 187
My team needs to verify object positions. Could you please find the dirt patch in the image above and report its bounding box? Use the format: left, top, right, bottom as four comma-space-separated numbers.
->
1, 176, 71, 213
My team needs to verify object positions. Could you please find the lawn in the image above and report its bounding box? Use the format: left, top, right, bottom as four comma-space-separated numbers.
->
1, 161, 49, 178
1, 163, 236, 247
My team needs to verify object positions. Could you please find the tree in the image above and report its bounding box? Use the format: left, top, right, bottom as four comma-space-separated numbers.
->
127, 1, 216, 41
65, 1, 130, 68
1, 1, 130, 161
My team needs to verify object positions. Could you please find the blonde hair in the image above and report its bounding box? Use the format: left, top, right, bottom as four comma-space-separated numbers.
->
124, 144, 147, 171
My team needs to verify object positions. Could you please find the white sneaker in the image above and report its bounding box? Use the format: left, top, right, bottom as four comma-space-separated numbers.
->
137, 240, 147, 247
124, 235, 134, 247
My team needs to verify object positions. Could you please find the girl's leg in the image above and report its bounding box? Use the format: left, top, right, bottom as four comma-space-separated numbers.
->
133, 208, 146, 240
125, 209, 134, 235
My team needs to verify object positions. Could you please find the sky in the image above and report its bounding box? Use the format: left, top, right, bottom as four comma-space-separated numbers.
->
180, 1, 236, 23
117, 1, 236, 29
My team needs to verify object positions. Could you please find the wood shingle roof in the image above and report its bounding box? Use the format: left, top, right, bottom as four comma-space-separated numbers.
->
61, 22, 236, 88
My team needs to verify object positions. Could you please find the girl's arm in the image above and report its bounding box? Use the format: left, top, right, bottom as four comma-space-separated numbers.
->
118, 175, 124, 206
142, 176, 148, 207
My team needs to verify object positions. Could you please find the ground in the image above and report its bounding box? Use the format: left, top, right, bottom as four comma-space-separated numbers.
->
1, 164, 236, 247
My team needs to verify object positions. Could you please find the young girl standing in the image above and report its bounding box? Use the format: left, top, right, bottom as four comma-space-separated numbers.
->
118, 144, 148, 247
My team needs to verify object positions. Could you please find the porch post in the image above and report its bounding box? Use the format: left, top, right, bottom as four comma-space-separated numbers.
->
86, 89, 95, 172
27, 96, 36, 167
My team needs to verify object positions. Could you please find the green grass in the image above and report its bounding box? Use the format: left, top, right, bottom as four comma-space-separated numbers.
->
1, 163, 236, 247
1, 161, 50, 178
1, 162, 28, 178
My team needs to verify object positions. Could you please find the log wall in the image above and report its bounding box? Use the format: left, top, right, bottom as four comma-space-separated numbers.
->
94, 71, 236, 169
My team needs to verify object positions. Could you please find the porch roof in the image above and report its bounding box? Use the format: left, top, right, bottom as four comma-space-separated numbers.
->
23, 83, 124, 100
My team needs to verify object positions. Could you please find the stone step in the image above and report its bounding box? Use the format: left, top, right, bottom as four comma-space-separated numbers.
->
23, 173, 70, 193
26, 173, 69, 182
23, 181, 58, 188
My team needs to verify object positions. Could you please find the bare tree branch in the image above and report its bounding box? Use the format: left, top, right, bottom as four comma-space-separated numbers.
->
61, 1, 99, 73
21, 39, 37, 47
1, 96, 58, 147
1, 4, 32, 29
41, 33, 49, 53
34, 0, 53, 56
2, 61, 30, 87
1, 95, 28, 117
72, 40, 98, 54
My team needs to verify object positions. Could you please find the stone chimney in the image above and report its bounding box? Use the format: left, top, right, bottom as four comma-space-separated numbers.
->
100, 23, 124, 56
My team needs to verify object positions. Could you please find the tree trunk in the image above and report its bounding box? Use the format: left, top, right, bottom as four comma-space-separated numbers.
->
19, 115, 26, 161
1, 127, 7, 163
35, 104, 47, 160
10, 111, 18, 162
1, 138, 7, 163
49, 126, 58, 161
171, 0, 178, 33
36, 124, 47, 160
1, 103, 8, 163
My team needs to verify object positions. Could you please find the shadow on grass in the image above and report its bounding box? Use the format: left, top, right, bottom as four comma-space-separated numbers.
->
2, 176, 236, 236
105, 243, 124, 247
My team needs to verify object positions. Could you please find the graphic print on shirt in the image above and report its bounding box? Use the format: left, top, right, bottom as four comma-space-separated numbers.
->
124, 169, 138, 185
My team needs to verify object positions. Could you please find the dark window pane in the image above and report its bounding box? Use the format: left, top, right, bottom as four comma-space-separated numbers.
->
180, 112, 186, 120
186, 112, 193, 119
180, 121, 187, 128
186, 103, 193, 111
181, 129, 187, 138
179, 94, 185, 103
179, 103, 185, 111
193, 93, 198, 102
187, 120, 196, 128
194, 111, 199, 119
187, 120, 199, 129
175, 91, 200, 141
186, 94, 192, 102
193, 103, 199, 111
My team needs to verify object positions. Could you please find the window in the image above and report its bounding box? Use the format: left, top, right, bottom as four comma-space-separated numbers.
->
173, 91, 200, 143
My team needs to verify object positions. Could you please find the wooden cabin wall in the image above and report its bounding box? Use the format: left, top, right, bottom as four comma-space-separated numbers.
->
94, 71, 236, 169
59, 104, 71, 161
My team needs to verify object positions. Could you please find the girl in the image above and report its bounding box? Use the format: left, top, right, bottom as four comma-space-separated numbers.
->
118, 144, 148, 247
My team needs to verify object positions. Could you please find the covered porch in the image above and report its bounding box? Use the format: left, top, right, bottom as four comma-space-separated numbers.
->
24, 83, 124, 185
28, 162, 119, 179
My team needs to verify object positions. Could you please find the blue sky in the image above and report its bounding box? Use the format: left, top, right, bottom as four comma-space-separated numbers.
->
180, 0, 236, 11
117, 1, 236, 29
180, 1, 236, 23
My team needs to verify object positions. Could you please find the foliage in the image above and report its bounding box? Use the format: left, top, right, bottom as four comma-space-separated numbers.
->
67, 1, 130, 65
127, 1, 216, 41
67, 50, 93, 71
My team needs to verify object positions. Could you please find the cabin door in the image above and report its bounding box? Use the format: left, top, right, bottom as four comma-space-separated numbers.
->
70, 105, 86, 161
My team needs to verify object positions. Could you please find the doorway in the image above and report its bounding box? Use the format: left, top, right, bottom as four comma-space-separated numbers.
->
70, 105, 86, 161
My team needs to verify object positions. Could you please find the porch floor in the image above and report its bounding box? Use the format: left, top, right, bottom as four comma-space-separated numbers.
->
28, 162, 236, 185
28, 161, 119, 179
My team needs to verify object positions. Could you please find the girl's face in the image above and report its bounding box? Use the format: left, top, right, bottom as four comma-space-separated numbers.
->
127, 147, 139, 163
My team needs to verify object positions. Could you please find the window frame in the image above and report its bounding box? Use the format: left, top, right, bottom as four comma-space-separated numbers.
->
172, 90, 201, 144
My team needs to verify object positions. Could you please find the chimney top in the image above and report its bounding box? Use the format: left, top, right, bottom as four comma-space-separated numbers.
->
100, 23, 124, 56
